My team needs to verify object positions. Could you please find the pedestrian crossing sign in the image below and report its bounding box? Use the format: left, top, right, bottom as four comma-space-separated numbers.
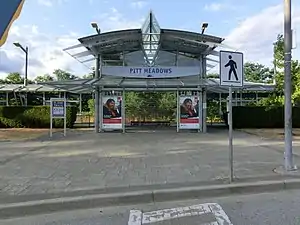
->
219, 50, 244, 87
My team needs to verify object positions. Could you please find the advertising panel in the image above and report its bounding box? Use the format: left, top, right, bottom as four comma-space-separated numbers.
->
179, 96, 199, 129
51, 99, 65, 118
102, 96, 122, 129
50, 98, 66, 137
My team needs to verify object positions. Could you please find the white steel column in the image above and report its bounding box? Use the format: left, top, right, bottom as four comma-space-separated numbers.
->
198, 90, 203, 132
122, 89, 126, 133
79, 93, 82, 113
6, 92, 9, 106
198, 55, 203, 132
43, 92, 46, 106
99, 55, 103, 132
202, 55, 207, 133
94, 54, 100, 133
176, 89, 180, 133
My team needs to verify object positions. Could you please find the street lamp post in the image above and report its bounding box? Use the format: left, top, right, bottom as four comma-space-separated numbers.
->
91, 22, 101, 34
90, 22, 101, 133
13, 42, 28, 87
201, 23, 208, 34
283, 0, 296, 171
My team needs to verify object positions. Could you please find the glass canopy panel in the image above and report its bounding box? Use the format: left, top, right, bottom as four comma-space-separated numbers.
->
141, 11, 161, 65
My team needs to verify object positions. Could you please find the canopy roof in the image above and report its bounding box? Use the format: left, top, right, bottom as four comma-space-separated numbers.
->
41, 77, 275, 94
0, 78, 275, 94
64, 11, 224, 68
0, 84, 65, 92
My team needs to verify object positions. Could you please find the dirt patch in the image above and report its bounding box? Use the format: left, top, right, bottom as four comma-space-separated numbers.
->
0, 128, 51, 141
240, 128, 300, 140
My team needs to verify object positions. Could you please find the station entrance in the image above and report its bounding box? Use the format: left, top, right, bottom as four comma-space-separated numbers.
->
99, 90, 207, 133
45, 11, 274, 133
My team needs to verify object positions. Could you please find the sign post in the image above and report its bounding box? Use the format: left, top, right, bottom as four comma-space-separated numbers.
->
50, 98, 67, 137
219, 50, 244, 183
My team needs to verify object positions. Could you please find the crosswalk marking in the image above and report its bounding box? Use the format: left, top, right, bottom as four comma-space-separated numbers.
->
128, 203, 233, 225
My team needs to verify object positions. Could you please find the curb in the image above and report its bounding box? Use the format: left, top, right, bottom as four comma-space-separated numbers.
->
1, 179, 300, 219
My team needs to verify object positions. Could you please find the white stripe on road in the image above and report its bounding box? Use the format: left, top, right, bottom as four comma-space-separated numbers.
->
142, 204, 211, 223
128, 203, 233, 225
128, 210, 142, 225
208, 203, 233, 225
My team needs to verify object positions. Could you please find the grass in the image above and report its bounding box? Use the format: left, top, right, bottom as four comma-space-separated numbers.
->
0, 128, 50, 141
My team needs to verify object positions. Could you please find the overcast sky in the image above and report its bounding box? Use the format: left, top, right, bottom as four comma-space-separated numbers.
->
0, 0, 299, 79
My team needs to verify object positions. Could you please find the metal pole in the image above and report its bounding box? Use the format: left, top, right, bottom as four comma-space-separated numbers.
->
202, 56, 207, 133
284, 0, 295, 171
122, 89, 126, 133
94, 55, 100, 133
79, 93, 82, 113
24, 47, 28, 87
99, 55, 103, 132
176, 90, 180, 133
50, 99, 53, 138
43, 92, 46, 105
198, 90, 202, 132
228, 86, 233, 182
6, 92, 9, 106
219, 93, 222, 115
64, 98, 67, 137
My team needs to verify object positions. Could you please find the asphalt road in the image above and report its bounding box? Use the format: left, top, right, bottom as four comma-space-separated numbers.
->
2, 189, 300, 225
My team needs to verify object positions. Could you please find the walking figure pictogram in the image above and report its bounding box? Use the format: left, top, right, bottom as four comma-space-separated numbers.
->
224, 55, 238, 81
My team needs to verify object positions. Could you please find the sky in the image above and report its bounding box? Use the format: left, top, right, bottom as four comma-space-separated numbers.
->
0, 0, 299, 79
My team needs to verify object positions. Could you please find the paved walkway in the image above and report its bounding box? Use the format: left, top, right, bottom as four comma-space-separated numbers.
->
0, 128, 299, 198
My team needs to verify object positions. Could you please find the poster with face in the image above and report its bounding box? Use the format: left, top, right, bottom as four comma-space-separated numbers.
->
179, 96, 199, 129
102, 96, 122, 129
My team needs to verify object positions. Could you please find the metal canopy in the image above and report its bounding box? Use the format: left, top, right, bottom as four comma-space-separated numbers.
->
43, 77, 275, 93
0, 84, 66, 92
64, 11, 224, 68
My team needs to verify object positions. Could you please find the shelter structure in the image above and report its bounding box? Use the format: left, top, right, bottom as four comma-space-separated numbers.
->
42, 11, 275, 133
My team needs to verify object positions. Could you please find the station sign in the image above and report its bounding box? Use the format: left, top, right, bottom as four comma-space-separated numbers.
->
102, 66, 201, 78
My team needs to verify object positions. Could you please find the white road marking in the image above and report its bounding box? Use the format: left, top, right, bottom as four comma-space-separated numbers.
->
128, 203, 233, 225
128, 210, 142, 225
208, 203, 233, 225
142, 204, 211, 223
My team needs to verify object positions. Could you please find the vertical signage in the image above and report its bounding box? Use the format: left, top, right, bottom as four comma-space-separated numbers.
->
102, 95, 122, 129
50, 98, 67, 137
179, 95, 199, 129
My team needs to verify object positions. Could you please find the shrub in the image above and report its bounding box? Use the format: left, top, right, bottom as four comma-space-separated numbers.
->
0, 106, 78, 128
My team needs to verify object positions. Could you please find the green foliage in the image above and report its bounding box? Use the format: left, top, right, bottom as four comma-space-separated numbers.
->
87, 98, 95, 115
244, 62, 274, 83
34, 74, 54, 83
207, 100, 221, 122
207, 73, 219, 78
257, 34, 300, 107
83, 68, 95, 79
231, 106, 300, 128
5, 72, 23, 84
0, 106, 78, 128
53, 69, 77, 81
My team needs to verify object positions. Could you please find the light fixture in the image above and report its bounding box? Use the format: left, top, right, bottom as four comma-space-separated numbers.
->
201, 23, 208, 34
91, 22, 101, 34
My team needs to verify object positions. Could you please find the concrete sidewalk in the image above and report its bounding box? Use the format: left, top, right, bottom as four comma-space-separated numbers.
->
0, 128, 299, 200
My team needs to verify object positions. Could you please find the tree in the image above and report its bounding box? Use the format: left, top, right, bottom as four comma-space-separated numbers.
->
53, 69, 77, 80
258, 34, 300, 107
5, 72, 23, 84
83, 73, 94, 79
207, 73, 219, 78
34, 74, 54, 83
244, 62, 274, 83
